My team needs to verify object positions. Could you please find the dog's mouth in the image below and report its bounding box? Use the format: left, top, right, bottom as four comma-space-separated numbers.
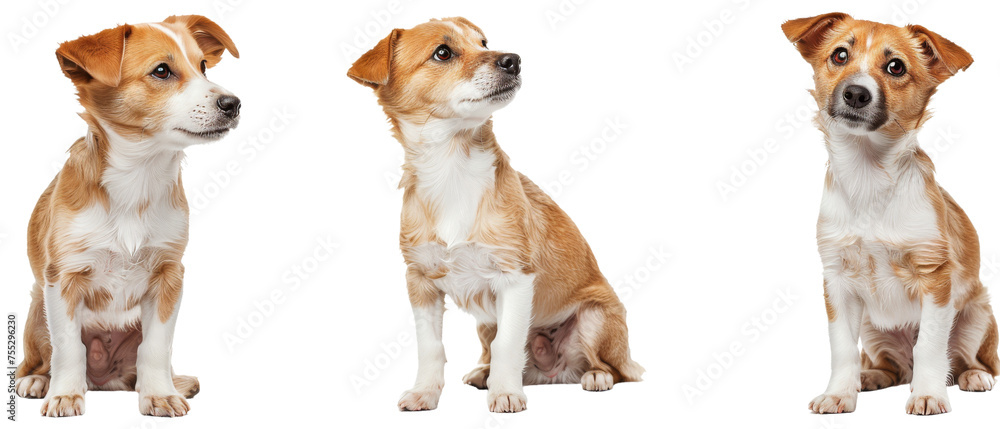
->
832, 111, 868, 124
174, 127, 232, 140
827, 108, 888, 131
465, 79, 522, 103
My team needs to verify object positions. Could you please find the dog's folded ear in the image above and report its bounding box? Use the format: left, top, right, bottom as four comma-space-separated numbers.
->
781, 13, 850, 60
908, 25, 973, 82
348, 29, 402, 89
56, 25, 132, 87
163, 15, 239, 68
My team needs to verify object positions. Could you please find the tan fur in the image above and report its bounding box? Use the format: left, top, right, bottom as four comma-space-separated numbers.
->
15, 15, 236, 411
784, 13, 999, 400
350, 18, 643, 390
822, 280, 837, 321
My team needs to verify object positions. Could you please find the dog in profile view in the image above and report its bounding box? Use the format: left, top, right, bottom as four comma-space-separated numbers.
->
15, 15, 240, 417
348, 17, 644, 413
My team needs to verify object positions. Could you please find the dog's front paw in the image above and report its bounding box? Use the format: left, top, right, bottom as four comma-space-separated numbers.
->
906, 392, 951, 415
809, 392, 857, 414
398, 389, 441, 411
139, 394, 190, 417
488, 390, 527, 413
958, 369, 995, 392
581, 370, 614, 391
16, 374, 49, 398
462, 365, 490, 390
40, 394, 85, 417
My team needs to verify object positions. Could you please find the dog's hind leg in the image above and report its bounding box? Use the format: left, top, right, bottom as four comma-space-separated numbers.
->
859, 316, 914, 391
15, 282, 52, 399
462, 323, 496, 390
576, 295, 644, 392
949, 289, 999, 392
172, 374, 200, 398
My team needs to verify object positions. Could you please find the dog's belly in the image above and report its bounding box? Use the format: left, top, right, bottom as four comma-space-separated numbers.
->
65, 249, 152, 391
524, 313, 588, 384
83, 324, 142, 390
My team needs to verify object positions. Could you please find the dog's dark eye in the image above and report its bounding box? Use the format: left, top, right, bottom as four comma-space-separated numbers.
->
200, 60, 207, 75
831, 48, 848, 65
433, 45, 452, 61
151, 63, 172, 79
482, 40, 487, 48
886, 59, 906, 76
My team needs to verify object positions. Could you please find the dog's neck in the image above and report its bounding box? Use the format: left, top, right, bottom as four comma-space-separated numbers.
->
821, 121, 934, 210
394, 116, 503, 176
80, 114, 186, 212
393, 117, 508, 246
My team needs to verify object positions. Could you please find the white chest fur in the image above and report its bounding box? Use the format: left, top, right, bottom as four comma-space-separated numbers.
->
402, 122, 519, 323
818, 134, 940, 329
61, 144, 188, 329
409, 139, 497, 247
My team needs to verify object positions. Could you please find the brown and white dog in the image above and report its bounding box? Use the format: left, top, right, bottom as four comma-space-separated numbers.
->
14, 16, 239, 417
348, 17, 643, 413
782, 13, 1000, 415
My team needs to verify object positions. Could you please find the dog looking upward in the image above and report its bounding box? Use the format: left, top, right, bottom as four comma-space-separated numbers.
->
348, 17, 643, 413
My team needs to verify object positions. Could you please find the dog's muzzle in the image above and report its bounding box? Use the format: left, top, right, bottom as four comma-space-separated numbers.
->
828, 75, 887, 131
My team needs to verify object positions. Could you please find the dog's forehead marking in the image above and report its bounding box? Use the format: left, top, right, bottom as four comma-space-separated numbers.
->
855, 31, 870, 73
148, 23, 188, 60
146, 23, 202, 77
435, 20, 485, 46
445, 20, 465, 36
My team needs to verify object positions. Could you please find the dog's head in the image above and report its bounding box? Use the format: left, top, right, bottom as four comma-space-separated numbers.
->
348, 17, 521, 133
782, 13, 972, 137
57, 15, 240, 147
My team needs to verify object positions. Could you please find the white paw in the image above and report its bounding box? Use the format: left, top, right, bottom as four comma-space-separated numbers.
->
487, 390, 527, 413
581, 370, 614, 391
139, 393, 190, 417
809, 392, 857, 414
906, 391, 951, 415
958, 369, 995, 392
15, 374, 49, 399
40, 393, 85, 417
398, 388, 441, 411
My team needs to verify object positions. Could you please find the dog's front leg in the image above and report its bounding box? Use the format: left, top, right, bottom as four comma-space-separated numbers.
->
40, 277, 88, 417
906, 296, 956, 415
810, 278, 863, 414
398, 268, 446, 411
136, 261, 189, 417
487, 271, 534, 413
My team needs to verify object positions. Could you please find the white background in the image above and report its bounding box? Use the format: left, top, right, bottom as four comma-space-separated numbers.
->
1, 0, 999, 428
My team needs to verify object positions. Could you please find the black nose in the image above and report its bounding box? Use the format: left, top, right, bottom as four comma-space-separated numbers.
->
217, 95, 241, 118
843, 85, 872, 108
497, 53, 521, 76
